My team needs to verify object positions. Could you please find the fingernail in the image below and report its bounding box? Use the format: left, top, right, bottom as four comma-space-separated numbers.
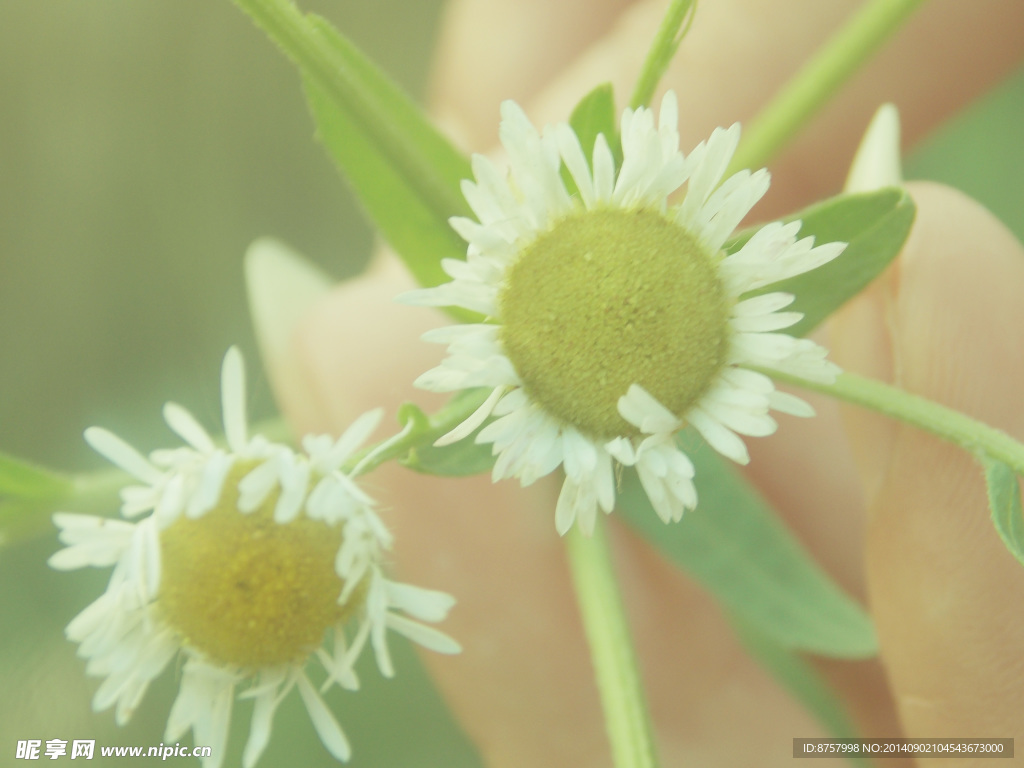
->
844, 103, 902, 193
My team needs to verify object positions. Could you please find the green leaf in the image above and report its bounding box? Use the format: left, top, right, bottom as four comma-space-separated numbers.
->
231, 1, 474, 289
732, 616, 870, 767
396, 390, 497, 477
618, 431, 877, 658
402, 433, 496, 477
730, 187, 916, 336
0, 452, 74, 549
0, 451, 71, 502
301, 16, 472, 294
234, 0, 473, 293
983, 458, 1024, 567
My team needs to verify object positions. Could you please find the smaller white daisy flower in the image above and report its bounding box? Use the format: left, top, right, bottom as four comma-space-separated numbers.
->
51, 348, 460, 768
405, 92, 845, 535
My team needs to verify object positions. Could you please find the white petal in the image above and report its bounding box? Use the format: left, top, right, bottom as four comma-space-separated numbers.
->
221, 346, 248, 454
555, 478, 583, 536
203, 676, 235, 768
604, 436, 637, 465
731, 292, 795, 317
238, 459, 279, 513
154, 472, 186, 525
560, 429, 597, 480
688, 408, 750, 465
49, 514, 135, 570
678, 123, 741, 223
386, 613, 462, 654
592, 133, 615, 202
694, 168, 770, 252
617, 384, 681, 434
242, 685, 279, 768
435, 386, 504, 446
297, 673, 351, 762
555, 123, 595, 207
84, 427, 162, 485
274, 452, 310, 524
320, 408, 384, 470
139, 515, 162, 599
186, 451, 233, 518
163, 402, 215, 453
594, 449, 616, 513
386, 581, 456, 623
768, 389, 816, 418
318, 635, 360, 692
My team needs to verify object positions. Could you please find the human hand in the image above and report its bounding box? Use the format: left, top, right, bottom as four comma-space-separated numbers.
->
257, 1, 1024, 764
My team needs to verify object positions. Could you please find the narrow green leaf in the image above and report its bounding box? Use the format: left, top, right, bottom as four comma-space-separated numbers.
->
0, 451, 71, 501
618, 431, 877, 658
301, 16, 471, 292
729, 187, 916, 336
732, 616, 870, 767
983, 458, 1024, 567
231, 0, 473, 291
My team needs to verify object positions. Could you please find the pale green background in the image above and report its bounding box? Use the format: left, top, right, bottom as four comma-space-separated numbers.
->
1, 1, 1023, 766
1, 2, 481, 767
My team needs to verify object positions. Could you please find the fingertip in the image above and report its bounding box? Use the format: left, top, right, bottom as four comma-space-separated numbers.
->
836, 181, 1024, 737
288, 253, 449, 437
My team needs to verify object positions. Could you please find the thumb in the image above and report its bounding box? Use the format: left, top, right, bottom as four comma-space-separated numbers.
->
831, 182, 1024, 741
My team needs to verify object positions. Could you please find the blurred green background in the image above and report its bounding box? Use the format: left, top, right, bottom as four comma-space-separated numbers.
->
1, 0, 1022, 766
1, 1, 484, 766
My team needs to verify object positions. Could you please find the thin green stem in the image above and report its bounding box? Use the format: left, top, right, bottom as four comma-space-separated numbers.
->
629, 0, 698, 109
771, 370, 1024, 475
344, 390, 490, 477
566, 515, 660, 768
230, 0, 467, 223
728, 0, 926, 174
1, 467, 125, 550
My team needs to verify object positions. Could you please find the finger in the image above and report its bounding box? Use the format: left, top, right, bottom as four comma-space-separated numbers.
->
429, 0, 1024, 602
431, 0, 633, 151
831, 182, 1024, 745
433, 0, 1024, 216
288, 259, 866, 767
289, 260, 610, 766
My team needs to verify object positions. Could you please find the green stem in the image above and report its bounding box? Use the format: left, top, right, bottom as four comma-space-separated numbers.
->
1, 467, 126, 549
345, 389, 490, 476
728, 0, 926, 174
566, 515, 660, 768
229, 0, 467, 223
771, 370, 1024, 475
629, 0, 698, 109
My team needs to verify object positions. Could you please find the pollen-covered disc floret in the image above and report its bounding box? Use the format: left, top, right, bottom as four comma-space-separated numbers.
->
49, 348, 460, 768
405, 92, 845, 535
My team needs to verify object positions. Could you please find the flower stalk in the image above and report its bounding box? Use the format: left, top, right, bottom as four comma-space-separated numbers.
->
769, 369, 1024, 475
566, 515, 660, 768
629, 0, 698, 110
728, 0, 927, 174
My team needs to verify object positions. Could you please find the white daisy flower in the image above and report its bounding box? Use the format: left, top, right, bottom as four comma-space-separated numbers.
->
405, 92, 845, 536
50, 348, 460, 768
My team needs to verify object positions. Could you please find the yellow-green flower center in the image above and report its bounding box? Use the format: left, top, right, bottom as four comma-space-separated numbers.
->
499, 208, 730, 439
159, 464, 361, 669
